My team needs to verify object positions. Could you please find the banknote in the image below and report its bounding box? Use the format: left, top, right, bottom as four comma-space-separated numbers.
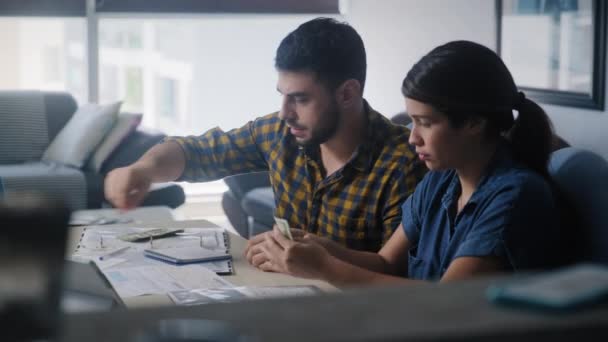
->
273, 217, 293, 240
117, 228, 184, 242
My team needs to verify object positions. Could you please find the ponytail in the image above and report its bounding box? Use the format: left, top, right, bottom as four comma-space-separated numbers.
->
505, 97, 553, 179
400, 40, 556, 179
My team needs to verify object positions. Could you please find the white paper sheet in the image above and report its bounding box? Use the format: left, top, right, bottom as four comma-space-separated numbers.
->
168, 285, 320, 305
103, 264, 234, 298
72, 227, 232, 274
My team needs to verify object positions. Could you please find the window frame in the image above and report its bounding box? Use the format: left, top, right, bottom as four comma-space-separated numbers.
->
496, 0, 608, 110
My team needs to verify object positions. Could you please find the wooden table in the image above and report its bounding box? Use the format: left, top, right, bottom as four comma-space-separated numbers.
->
67, 219, 336, 308
61, 273, 608, 341
62, 220, 608, 341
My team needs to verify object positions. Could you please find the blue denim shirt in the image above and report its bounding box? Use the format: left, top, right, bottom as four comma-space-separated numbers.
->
401, 146, 559, 280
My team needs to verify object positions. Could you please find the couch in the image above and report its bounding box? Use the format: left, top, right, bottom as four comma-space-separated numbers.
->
0, 91, 185, 210
222, 172, 274, 238
548, 147, 608, 264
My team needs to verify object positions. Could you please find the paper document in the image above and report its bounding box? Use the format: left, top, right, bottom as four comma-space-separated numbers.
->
238, 285, 321, 298
169, 285, 321, 306
72, 226, 233, 275
103, 264, 234, 298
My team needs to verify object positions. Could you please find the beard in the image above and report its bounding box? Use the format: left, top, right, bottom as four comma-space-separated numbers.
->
291, 101, 341, 147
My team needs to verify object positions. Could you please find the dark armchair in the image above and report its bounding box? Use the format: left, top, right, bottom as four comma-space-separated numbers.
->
222, 172, 274, 238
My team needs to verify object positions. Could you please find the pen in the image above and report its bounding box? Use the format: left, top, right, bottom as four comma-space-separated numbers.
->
98, 246, 130, 261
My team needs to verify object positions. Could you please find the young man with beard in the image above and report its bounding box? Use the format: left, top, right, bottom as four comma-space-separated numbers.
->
104, 18, 425, 268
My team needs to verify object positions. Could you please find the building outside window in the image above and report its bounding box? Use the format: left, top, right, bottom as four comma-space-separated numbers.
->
157, 76, 177, 119
124, 67, 143, 112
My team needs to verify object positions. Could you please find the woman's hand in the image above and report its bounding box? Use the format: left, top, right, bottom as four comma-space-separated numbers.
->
244, 229, 274, 268
257, 226, 333, 279
290, 228, 336, 250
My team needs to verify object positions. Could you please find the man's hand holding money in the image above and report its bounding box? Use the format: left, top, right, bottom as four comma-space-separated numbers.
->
244, 217, 293, 267
274, 217, 294, 240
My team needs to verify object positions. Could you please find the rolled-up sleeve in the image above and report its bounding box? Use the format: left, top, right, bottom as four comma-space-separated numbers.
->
381, 157, 425, 243
165, 114, 280, 181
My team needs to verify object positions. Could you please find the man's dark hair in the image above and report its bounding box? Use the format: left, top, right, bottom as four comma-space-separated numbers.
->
275, 17, 367, 91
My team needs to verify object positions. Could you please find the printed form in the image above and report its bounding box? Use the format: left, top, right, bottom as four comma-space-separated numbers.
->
103, 264, 234, 298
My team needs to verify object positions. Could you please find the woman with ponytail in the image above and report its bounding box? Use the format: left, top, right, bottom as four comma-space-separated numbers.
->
252, 41, 561, 286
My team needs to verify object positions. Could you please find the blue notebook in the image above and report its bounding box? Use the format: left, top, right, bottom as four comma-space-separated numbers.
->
144, 247, 232, 265
487, 263, 608, 310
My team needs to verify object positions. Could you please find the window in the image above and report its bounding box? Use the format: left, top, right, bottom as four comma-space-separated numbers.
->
497, 0, 607, 109
42, 45, 61, 83
96, 0, 339, 14
98, 16, 334, 135
157, 77, 177, 118
100, 23, 143, 49
100, 64, 119, 102
0, 18, 86, 103
2, 1, 341, 196
124, 67, 143, 111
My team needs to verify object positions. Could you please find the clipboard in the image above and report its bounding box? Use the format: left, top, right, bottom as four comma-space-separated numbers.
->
487, 263, 608, 311
74, 227, 234, 275
144, 247, 232, 265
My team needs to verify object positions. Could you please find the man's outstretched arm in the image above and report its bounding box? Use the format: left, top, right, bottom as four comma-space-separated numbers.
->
104, 141, 186, 209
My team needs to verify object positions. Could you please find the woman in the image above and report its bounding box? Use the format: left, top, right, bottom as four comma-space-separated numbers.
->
245, 41, 562, 286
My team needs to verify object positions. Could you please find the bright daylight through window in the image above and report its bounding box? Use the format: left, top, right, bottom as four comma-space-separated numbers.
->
0, 14, 333, 195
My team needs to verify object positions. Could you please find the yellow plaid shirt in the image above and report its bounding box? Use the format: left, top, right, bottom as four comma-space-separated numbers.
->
168, 103, 425, 251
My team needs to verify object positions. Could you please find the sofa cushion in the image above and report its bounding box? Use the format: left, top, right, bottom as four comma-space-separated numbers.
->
42, 102, 121, 168
0, 91, 48, 164
87, 112, 142, 173
0, 162, 87, 210
100, 130, 165, 174
43, 92, 78, 142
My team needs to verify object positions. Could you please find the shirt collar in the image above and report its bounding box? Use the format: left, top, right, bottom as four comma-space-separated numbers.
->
440, 140, 514, 209
441, 171, 460, 210
302, 100, 384, 173
349, 101, 385, 172
472, 140, 515, 194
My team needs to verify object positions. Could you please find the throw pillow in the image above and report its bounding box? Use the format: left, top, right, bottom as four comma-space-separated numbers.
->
87, 112, 143, 172
42, 102, 122, 168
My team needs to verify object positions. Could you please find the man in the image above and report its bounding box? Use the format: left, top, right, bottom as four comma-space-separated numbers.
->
104, 18, 425, 270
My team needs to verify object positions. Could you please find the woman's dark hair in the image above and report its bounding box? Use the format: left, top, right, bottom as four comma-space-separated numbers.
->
402, 40, 553, 178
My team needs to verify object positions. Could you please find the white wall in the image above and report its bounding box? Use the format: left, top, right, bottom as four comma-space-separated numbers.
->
188, 15, 322, 133
543, 102, 608, 160
346, 0, 496, 117
0, 20, 20, 88
345, 0, 608, 159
